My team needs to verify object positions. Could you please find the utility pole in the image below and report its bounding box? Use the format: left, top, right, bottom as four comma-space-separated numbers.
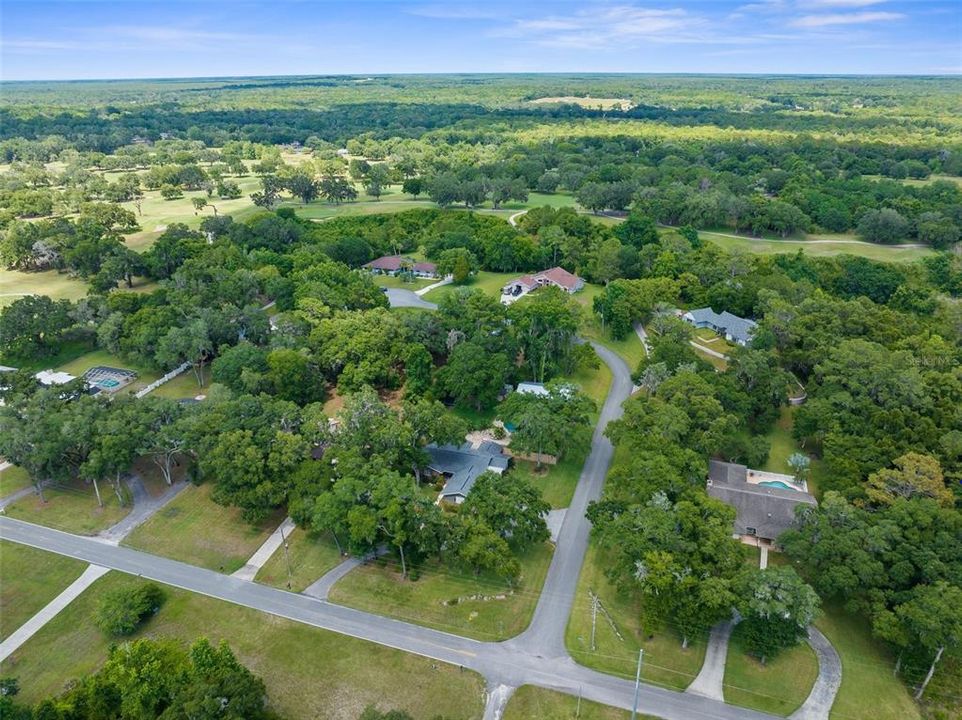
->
280, 523, 293, 590
630, 648, 644, 720
590, 593, 599, 651
576, 686, 582, 718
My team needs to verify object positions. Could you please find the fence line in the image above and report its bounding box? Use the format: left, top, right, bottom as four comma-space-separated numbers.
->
134, 361, 192, 398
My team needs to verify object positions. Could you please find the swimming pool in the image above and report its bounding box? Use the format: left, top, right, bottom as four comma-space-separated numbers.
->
759, 480, 794, 490
98, 378, 120, 388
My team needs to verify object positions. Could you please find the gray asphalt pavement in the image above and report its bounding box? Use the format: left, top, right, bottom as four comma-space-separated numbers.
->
0, 338, 785, 720
385, 288, 438, 310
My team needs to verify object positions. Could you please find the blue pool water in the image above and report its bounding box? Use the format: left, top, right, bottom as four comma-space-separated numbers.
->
760, 480, 794, 490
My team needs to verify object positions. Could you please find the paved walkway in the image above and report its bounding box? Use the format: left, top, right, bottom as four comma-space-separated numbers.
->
790, 627, 842, 720
0, 461, 11, 472
97, 476, 188, 545
0, 482, 47, 511
415, 276, 452, 296
760, 545, 769, 569
632, 322, 651, 354
232, 517, 295, 582
545, 508, 567, 543
483, 684, 515, 720
507, 210, 528, 227
0, 564, 109, 661
690, 340, 728, 360
302, 545, 387, 600
686, 619, 736, 701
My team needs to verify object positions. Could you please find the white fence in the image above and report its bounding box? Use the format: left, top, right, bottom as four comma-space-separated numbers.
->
134, 361, 192, 399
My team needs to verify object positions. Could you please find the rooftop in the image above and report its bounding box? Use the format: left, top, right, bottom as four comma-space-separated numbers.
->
426, 441, 509, 501
707, 459, 816, 542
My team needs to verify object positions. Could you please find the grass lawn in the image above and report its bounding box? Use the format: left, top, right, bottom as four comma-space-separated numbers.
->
3, 478, 130, 535
145, 368, 209, 400
815, 602, 920, 720
566, 542, 707, 691
0, 267, 90, 309
422, 271, 517, 304
513, 453, 585, 509
504, 686, 638, 720
0, 540, 87, 641
372, 274, 436, 291
0, 465, 33, 497
691, 344, 729, 371
723, 622, 819, 717
580, 319, 646, 374
760, 406, 799, 476
56, 348, 161, 395
450, 403, 499, 430
0, 571, 485, 720
695, 229, 933, 263
123, 483, 284, 573
562, 352, 614, 412
254, 527, 343, 592
330, 541, 554, 641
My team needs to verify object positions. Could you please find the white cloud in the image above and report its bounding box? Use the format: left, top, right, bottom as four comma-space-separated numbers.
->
803, 0, 889, 7
498, 5, 705, 49
790, 10, 903, 27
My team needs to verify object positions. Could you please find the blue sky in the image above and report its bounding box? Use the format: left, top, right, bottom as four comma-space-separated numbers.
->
2, 1, 960, 80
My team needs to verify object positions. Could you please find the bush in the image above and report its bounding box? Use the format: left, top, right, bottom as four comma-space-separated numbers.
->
95, 582, 165, 637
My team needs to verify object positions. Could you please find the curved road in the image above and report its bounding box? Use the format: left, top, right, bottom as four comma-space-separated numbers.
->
0, 326, 782, 720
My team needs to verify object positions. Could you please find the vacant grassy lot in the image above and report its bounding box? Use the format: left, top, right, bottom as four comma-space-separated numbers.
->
255, 527, 343, 592
504, 686, 637, 719
330, 541, 553, 641
0, 571, 485, 719
815, 602, 920, 720
697, 230, 933, 263
0, 465, 33, 497
723, 623, 819, 716
3, 478, 130, 535
566, 542, 707, 691
0, 540, 87, 641
124, 483, 284, 573
528, 96, 632, 111
760, 406, 798, 476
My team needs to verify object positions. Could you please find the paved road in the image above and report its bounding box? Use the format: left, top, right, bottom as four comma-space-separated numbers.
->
0, 338, 785, 720
687, 620, 736, 701
509, 342, 633, 659
385, 288, 438, 310
790, 627, 842, 720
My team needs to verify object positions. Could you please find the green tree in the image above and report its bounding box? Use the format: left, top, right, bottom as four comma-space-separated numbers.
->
95, 583, 165, 637
461, 471, 549, 550
736, 566, 820, 663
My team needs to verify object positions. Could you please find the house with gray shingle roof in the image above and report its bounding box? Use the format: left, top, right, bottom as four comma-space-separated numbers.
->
706, 459, 817, 545
683, 308, 757, 346
426, 441, 510, 504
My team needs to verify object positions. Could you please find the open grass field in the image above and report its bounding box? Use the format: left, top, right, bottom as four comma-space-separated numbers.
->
695, 229, 934, 263
0, 540, 87, 641
0, 464, 33, 497
760, 406, 799, 476
0, 571, 485, 719
504, 686, 639, 720
566, 542, 707, 691
815, 602, 920, 720
330, 541, 554, 641
3, 478, 130, 535
123, 483, 284, 573
723, 623, 819, 717
0, 268, 90, 309
255, 526, 343, 592
528, 96, 633, 111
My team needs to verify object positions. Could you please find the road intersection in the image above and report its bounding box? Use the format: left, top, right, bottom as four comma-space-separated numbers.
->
0, 342, 784, 720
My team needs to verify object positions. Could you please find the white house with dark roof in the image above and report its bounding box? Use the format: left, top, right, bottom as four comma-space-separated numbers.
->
706, 459, 817, 546
425, 441, 510, 504
683, 308, 757, 346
